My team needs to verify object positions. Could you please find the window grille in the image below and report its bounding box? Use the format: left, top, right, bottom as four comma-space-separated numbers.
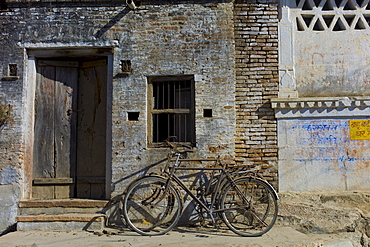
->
148, 77, 195, 145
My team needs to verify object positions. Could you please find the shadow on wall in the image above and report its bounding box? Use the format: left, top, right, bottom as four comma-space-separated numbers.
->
256, 101, 275, 120
94, 7, 131, 39
0, 105, 12, 130
111, 158, 167, 192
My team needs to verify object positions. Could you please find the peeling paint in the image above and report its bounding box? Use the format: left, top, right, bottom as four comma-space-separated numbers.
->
0, 166, 19, 185
279, 118, 370, 191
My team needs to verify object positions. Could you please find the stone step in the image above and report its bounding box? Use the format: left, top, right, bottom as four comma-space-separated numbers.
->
16, 213, 106, 231
19, 199, 109, 215
17, 199, 110, 231
19, 199, 109, 208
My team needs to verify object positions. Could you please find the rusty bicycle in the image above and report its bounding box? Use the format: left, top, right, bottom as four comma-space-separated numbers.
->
121, 138, 278, 237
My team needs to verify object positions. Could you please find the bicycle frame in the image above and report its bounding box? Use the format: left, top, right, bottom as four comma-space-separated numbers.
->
122, 141, 279, 237
161, 154, 255, 225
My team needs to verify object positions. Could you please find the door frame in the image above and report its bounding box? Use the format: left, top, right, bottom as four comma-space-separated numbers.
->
23, 48, 113, 200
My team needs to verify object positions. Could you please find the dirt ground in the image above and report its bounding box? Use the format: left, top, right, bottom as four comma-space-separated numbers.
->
0, 226, 359, 247
0, 190, 369, 247
277, 190, 370, 247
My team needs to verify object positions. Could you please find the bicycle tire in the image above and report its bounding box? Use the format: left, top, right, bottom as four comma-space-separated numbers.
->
122, 176, 183, 236
220, 177, 278, 237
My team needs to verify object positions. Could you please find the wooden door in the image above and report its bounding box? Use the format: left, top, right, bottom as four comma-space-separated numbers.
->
33, 60, 78, 199
33, 58, 107, 200
76, 59, 107, 199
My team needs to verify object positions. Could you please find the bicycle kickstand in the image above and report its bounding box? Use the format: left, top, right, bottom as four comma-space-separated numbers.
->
208, 212, 220, 230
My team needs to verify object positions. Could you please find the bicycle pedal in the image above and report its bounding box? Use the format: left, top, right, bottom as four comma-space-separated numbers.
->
213, 222, 221, 230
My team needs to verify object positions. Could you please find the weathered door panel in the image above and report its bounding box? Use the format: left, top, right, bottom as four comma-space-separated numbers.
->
33, 61, 78, 199
33, 58, 107, 200
54, 65, 78, 198
76, 59, 107, 199
34, 65, 55, 179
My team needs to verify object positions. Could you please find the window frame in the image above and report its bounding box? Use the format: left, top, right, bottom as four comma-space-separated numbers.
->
147, 75, 195, 148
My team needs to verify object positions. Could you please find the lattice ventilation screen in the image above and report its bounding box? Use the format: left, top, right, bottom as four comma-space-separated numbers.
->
295, 0, 370, 31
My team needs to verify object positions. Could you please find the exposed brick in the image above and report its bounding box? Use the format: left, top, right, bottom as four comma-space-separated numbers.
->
234, 0, 279, 189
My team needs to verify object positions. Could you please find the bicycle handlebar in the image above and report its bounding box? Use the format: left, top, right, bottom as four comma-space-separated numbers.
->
165, 137, 193, 153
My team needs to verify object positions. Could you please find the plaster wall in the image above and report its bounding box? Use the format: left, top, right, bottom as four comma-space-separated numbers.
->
273, 97, 370, 191
280, 0, 370, 97
0, 185, 19, 234
276, 0, 370, 191
295, 31, 370, 97
278, 117, 370, 191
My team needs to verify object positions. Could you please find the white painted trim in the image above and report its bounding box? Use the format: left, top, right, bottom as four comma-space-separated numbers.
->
18, 41, 118, 49
22, 54, 37, 199
272, 96, 370, 118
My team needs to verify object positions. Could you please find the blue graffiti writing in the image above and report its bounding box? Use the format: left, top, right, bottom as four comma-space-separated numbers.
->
299, 124, 339, 131
338, 155, 357, 162
307, 133, 338, 145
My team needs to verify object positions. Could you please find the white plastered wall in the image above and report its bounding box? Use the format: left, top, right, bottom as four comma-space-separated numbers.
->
275, 0, 370, 191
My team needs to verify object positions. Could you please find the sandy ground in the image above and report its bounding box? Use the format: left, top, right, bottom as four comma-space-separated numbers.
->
0, 226, 355, 247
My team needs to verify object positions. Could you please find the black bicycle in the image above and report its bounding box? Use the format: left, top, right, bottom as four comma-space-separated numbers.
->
121, 139, 278, 237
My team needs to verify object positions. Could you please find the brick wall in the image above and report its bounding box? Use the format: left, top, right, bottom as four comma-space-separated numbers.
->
0, 0, 281, 232
0, 0, 236, 198
111, 1, 236, 195
0, 0, 279, 203
234, 0, 279, 189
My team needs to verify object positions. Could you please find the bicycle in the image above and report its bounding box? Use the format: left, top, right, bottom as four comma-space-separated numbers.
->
121, 138, 279, 237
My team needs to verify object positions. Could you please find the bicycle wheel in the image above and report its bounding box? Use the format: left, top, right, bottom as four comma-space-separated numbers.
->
122, 176, 183, 236
220, 177, 278, 237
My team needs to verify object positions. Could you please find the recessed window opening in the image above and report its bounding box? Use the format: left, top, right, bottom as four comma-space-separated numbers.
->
357, 0, 365, 7
0, 1, 7, 10
344, 0, 356, 10
323, 15, 334, 27
313, 0, 321, 7
302, 0, 313, 10
148, 76, 195, 145
334, 0, 341, 7
345, 15, 356, 27
302, 15, 314, 27
322, 0, 334, 10
297, 17, 306, 31
128, 112, 140, 121
9, 64, 17, 76
363, 15, 370, 27
313, 19, 325, 30
121, 60, 132, 73
203, 109, 213, 118
333, 18, 346, 31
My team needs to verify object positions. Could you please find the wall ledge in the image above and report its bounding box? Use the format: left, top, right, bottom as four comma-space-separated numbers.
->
271, 96, 370, 118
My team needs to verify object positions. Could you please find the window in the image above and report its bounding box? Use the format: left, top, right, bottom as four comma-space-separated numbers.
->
128, 112, 139, 121
8, 64, 17, 76
148, 76, 195, 146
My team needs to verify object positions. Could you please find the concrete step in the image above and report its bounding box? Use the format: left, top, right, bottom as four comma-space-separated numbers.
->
16, 213, 106, 231
17, 199, 110, 231
19, 199, 109, 215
